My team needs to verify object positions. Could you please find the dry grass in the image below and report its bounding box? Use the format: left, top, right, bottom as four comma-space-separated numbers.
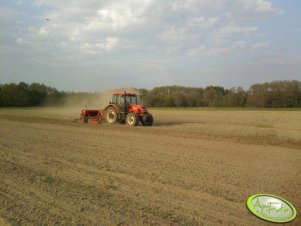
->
152, 109, 301, 148
0, 107, 300, 225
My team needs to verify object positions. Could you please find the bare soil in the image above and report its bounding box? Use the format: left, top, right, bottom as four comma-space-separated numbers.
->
0, 108, 300, 226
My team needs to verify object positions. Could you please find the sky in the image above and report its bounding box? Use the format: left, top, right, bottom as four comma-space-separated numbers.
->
0, 0, 300, 91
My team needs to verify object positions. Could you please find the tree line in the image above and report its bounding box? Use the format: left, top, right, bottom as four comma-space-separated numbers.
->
0, 80, 300, 108
140, 80, 301, 108
0, 82, 96, 107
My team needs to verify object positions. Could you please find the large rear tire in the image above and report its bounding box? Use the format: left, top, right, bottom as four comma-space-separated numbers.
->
126, 113, 139, 126
106, 107, 118, 124
141, 113, 153, 126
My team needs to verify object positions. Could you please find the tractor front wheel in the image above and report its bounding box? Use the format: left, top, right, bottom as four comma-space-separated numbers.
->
106, 107, 118, 124
126, 113, 139, 126
80, 116, 88, 123
142, 113, 153, 126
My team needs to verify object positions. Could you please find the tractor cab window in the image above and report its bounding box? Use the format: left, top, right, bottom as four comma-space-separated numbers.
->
125, 95, 137, 105
112, 94, 118, 104
119, 96, 124, 105
116, 95, 123, 105
112, 94, 138, 105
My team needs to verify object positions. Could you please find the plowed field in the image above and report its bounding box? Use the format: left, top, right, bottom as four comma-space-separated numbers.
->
0, 108, 300, 226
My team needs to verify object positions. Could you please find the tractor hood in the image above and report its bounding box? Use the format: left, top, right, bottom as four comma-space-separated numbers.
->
129, 104, 148, 114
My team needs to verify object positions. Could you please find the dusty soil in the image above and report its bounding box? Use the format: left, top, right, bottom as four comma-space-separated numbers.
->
0, 108, 300, 226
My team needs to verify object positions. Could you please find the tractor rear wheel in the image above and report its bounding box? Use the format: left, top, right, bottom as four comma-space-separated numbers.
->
142, 113, 153, 126
126, 113, 139, 126
106, 107, 118, 124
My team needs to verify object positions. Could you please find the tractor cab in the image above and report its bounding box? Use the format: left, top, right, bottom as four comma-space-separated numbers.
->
111, 92, 138, 108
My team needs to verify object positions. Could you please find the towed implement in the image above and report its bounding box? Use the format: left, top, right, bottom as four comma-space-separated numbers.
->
80, 91, 153, 126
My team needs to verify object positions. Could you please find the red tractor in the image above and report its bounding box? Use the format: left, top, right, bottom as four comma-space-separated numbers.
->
80, 91, 153, 126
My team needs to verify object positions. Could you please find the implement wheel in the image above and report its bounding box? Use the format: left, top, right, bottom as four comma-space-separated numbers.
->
126, 113, 139, 126
106, 107, 117, 124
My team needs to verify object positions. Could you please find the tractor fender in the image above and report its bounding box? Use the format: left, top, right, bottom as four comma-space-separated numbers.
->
104, 104, 121, 113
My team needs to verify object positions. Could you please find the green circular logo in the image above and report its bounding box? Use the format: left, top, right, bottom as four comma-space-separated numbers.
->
246, 194, 297, 223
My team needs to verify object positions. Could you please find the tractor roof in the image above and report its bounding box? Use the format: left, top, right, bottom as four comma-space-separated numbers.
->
113, 92, 137, 96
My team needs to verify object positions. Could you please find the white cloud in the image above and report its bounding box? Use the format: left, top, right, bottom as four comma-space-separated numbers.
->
159, 27, 187, 44
170, 0, 281, 16
185, 16, 220, 28
20, 0, 157, 56
219, 26, 258, 36
188, 45, 230, 57
20, 1, 278, 54
251, 42, 269, 49
253, 0, 282, 13
80, 37, 119, 54
187, 40, 269, 57
0, 6, 20, 19
210, 25, 258, 45
8, 1, 281, 68
37, 27, 49, 36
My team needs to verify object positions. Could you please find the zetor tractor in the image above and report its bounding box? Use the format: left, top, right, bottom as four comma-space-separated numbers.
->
80, 91, 153, 126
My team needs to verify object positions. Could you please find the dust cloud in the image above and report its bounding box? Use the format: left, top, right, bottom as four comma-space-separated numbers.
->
62, 87, 141, 110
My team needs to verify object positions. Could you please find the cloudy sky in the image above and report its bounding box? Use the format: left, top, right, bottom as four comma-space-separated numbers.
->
0, 0, 300, 91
